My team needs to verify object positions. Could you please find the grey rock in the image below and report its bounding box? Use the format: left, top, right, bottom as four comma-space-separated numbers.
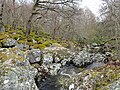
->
43, 53, 53, 64
0, 26, 5, 32
17, 43, 29, 50
2, 39, 16, 48
73, 51, 93, 67
48, 63, 61, 75
43, 46, 72, 65
72, 50, 106, 67
27, 49, 42, 64
110, 79, 120, 90
39, 63, 61, 76
85, 62, 105, 69
0, 61, 38, 90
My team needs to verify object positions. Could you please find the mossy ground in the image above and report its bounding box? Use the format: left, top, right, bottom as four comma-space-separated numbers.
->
58, 65, 120, 90
0, 27, 79, 51
80, 65, 120, 89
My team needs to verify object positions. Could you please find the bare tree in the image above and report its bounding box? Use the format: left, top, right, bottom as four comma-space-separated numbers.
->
0, 0, 5, 32
26, 0, 80, 37
100, 0, 120, 58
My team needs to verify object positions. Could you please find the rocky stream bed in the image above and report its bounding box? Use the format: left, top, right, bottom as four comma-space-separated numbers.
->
0, 38, 120, 90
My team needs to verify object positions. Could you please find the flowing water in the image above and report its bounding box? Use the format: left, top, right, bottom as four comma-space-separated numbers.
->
85, 62, 105, 69
36, 62, 105, 90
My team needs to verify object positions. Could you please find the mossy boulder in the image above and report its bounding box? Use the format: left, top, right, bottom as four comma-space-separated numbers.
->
110, 79, 120, 90
0, 47, 27, 64
43, 46, 73, 65
1, 38, 16, 48
0, 62, 38, 90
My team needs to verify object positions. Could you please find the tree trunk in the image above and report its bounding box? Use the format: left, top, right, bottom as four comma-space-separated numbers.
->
26, 2, 36, 37
12, 0, 16, 30
26, 19, 32, 37
0, 0, 5, 32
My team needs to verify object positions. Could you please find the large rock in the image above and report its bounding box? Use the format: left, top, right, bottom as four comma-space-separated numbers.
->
17, 43, 29, 50
73, 50, 93, 67
0, 47, 27, 64
2, 38, 16, 48
72, 50, 111, 67
27, 49, 43, 64
89, 43, 112, 53
0, 47, 39, 90
47, 63, 61, 75
43, 46, 73, 65
110, 79, 120, 90
0, 60, 38, 90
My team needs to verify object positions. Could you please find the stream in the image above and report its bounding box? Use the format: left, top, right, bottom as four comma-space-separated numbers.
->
36, 62, 105, 90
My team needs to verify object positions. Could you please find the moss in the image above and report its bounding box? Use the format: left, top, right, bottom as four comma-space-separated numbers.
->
7, 30, 16, 34
21, 35, 26, 39
4, 48, 25, 63
0, 32, 9, 40
30, 32, 38, 38
34, 37, 44, 43
0, 49, 6, 52
76, 65, 120, 90
60, 42, 69, 48
27, 37, 33, 42
18, 39, 26, 44
5, 25, 13, 30
0, 35, 6, 40
32, 63, 40, 68
92, 65, 120, 89
27, 42, 33, 46
92, 71, 100, 78
1, 39, 8, 45
34, 44, 46, 49
43, 40, 52, 47
52, 43, 62, 47
51, 40, 56, 43
0, 52, 8, 62
17, 26, 24, 31
10, 34, 21, 40
39, 31, 50, 38
78, 68, 84, 71
0, 43, 2, 47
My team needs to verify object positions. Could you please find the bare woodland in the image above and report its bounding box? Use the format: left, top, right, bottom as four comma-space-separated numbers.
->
0, 0, 120, 58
